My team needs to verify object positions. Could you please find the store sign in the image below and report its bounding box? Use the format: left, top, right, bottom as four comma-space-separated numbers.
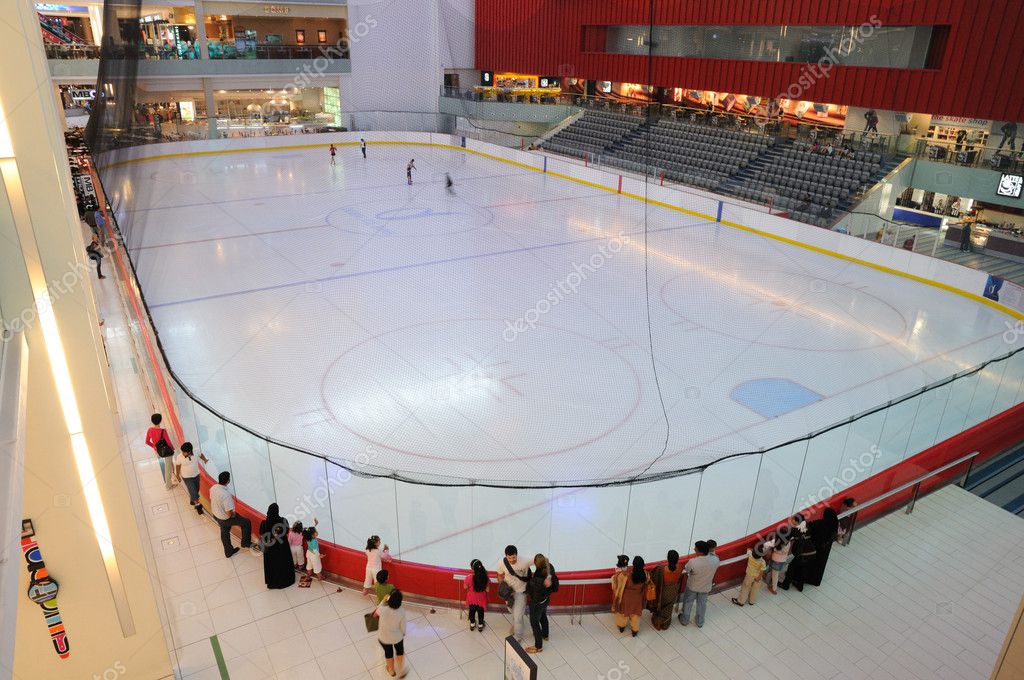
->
74, 173, 96, 201
21, 519, 70, 660
178, 101, 196, 123
264, 5, 291, 14
69, 88, 94, 101
141, 14, 166, 23
997, 173, 1023, 199
930, 115, 991, 130
34, 4, 88, 12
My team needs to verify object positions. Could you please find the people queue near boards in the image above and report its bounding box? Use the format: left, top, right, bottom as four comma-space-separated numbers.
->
146, 413, 856, 662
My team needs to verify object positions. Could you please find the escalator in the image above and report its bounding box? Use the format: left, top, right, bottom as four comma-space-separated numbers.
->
964, 443, 1024, 516
39, 14, 85, 44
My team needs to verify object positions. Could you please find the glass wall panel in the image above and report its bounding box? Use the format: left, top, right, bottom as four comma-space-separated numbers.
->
470, 487, 553, 572
396, 483, 473, 567
690, 455, 759, 546
904, 383, 951, 457
193, 402, 231, 479
328, 470, 399, 554
223, 421, 275, 514
624, 474, 700, 562
268, 443, 334, 543
172, 381, 199, 446
870, 395, 920, 476
934, 373, 979, 443
990, 353, 1024, 417
746, 441, 808, 534
840, 410, 888, 488
549, 486, 630, 571
793, 426, 850, 511
965, 361, 1008, 427
604, 24, 934, 68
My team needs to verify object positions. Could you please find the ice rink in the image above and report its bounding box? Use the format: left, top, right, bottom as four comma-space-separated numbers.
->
110, 142, 1017, 488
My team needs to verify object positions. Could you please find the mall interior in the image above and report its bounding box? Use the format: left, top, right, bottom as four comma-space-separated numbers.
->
2, 1, 1024, 679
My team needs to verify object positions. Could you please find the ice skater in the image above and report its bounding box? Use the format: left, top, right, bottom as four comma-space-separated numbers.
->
329, 143, 337, 166
360, 138, 367, 158
445, 172, 454, 195
406, 159, 416, 185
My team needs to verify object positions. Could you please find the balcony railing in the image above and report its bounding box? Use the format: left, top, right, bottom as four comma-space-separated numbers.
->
44, 43, 101, 59
209, 43, 349, 60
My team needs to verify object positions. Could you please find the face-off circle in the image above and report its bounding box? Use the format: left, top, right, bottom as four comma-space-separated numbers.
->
320, 319, 643, 471
325, 200, 493, 238
659, 269, 908, 351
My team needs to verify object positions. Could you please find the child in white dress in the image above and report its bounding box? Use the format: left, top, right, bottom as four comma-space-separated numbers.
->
363, 535, 392, 595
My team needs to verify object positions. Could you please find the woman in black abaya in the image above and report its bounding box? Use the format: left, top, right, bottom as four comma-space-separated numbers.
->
804, 508, 840, 587
260, 503, 296, 589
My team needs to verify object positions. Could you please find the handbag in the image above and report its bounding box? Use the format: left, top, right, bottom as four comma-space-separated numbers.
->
498, 557, 525, 606
364, 612, 379, 633
497, 580, 513, 604
644, 579, 657, 603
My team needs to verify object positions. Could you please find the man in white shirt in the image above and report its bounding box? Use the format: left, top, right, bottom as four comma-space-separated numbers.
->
173, 441, 207, 515
210, 471, 253, 558
496, 545, 531, 641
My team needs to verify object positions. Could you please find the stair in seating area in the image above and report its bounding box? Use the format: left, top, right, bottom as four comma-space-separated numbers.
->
964, 443, 1024, 517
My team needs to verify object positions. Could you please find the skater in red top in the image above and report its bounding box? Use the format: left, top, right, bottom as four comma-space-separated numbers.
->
329, 144, 337, 166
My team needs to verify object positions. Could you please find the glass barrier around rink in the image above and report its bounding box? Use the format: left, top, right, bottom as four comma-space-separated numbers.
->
154, 340, 1023, 571
97, 118, 1024, 573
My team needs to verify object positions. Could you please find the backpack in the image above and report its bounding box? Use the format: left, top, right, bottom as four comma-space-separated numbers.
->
155, 429, 174, 458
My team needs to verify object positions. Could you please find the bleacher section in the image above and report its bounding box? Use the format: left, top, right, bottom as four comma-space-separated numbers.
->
604, 119, 771, 190
542, 110, 643, 159
727, 145, 887, 227
540, 110, 897, 228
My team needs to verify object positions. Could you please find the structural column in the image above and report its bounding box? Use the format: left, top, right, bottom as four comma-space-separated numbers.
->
192, 0, 211, 60
203, 78, 218, 139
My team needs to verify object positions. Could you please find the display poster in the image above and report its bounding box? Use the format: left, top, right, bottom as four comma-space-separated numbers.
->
178, 100, 195, 122
504, 636, 538, 680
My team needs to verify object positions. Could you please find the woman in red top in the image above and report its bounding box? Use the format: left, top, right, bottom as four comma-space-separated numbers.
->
144, 413, 175, 490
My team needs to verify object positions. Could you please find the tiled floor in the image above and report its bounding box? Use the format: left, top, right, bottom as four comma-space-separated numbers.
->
95, 232, 1024, 680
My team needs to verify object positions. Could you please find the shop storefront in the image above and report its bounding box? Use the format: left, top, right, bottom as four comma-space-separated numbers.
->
113, 7, 200, 59
203, 2, 348, 59
472, 72, 561, 102
130, 87, 339, 140
944, 203, 1024, 262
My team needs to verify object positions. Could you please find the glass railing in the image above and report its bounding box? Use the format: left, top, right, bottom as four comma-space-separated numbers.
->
157, 323, 1022, 571
44, 43, 101, 59
209, 43, 348, 60
911, 138, 1024, 172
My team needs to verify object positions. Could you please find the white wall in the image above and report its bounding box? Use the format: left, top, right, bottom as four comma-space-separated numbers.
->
344, 0, 474, 131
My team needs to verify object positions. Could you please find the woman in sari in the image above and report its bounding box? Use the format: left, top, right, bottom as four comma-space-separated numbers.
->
260, 503, 295, 589
650, 550, 682, 630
